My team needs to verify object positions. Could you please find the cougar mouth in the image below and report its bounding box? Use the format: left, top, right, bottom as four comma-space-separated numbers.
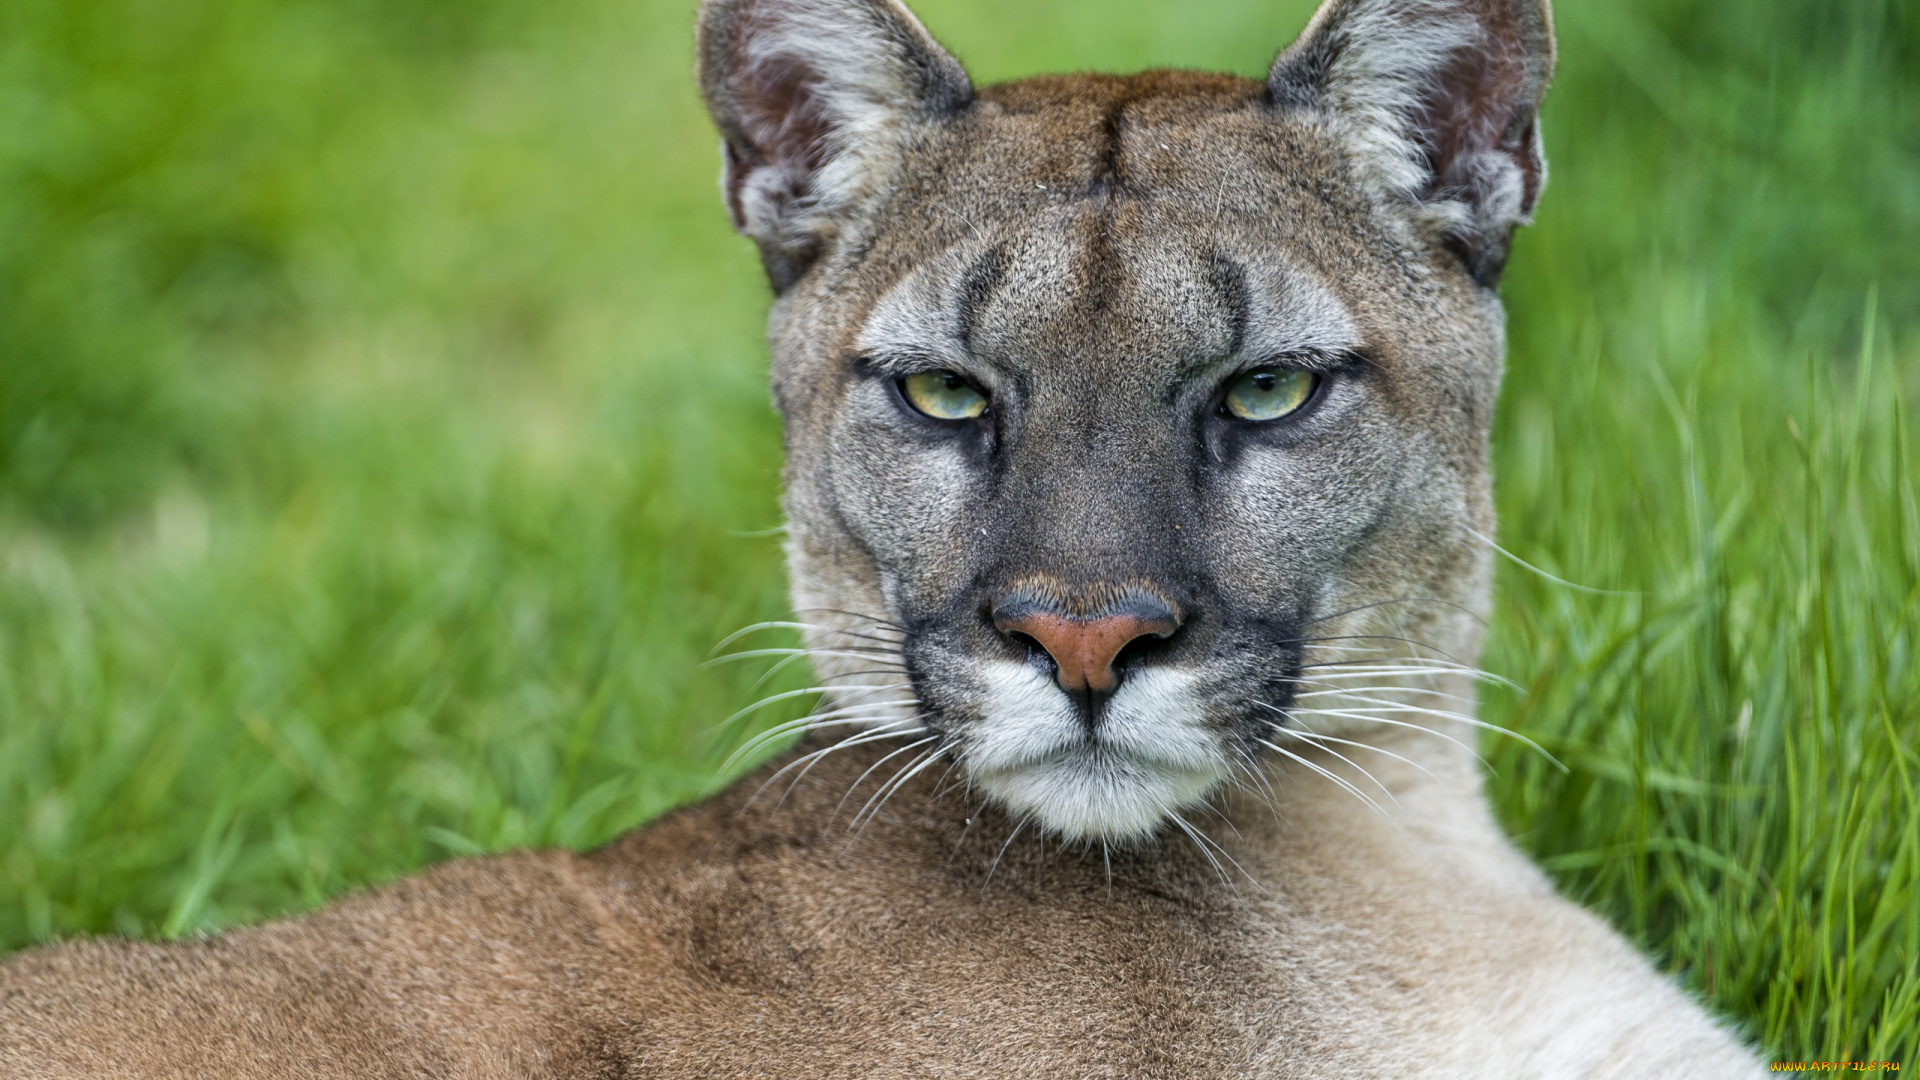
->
950, 661, 1238, 843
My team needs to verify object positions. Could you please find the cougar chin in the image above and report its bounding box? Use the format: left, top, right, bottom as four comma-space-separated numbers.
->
961, 662, 1233, 843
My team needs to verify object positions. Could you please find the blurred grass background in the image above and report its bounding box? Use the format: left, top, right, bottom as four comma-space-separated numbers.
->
1, 0, 1914, 1062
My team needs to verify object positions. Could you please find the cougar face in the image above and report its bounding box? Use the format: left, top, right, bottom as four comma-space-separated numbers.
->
700, 0, 1551, 842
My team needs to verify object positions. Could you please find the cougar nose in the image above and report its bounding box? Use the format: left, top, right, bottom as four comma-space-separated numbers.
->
991, 595, 1182, 695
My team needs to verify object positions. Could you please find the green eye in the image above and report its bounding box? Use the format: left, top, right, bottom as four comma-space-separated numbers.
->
1223, 367, 1317, 422
901, 370, 989, 421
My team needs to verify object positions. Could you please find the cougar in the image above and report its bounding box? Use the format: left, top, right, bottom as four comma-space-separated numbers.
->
0, 0, 1766, 1075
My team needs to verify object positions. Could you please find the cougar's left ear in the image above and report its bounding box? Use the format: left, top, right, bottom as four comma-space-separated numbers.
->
697, 0, 972, 291
1270, 0, 1554, 286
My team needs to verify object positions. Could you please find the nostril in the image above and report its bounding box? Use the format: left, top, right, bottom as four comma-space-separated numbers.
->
1112, 627, 1172, 672
1003, 629, 1045, 658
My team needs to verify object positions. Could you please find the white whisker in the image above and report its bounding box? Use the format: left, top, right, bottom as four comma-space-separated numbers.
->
1290, 685, 1477, 706
1296, 662, 1520, 691
715, 683, 914, 730
712, 620, 905, 652
717, 705, 925, 774
1287, 634, 1473, 665
849, 745, 948, 838
711, 695, 917, 745
1256, 738, 1391, 819
1289, 701, 1559, 765
748, 723, 931, 811
741, 651, 906, 692
834, 736, 941, 822
983, 815, 1031, 891
1264, 732, 1400, 809
1268, 703, 1491, 769
708, 647, 906, 666
1272, 726, 1440, 784
790, 607, 908, 633
1161, 805, 1259, 890
1165, 810, 1231, 884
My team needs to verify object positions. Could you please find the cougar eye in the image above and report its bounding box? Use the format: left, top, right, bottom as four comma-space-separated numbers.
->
1223, 366, 1317, 422
901, 370, 989, 421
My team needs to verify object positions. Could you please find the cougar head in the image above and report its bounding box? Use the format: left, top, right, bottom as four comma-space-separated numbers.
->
697, 0, 1553, 842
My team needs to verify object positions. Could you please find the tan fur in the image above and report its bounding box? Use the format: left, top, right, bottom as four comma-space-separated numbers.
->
1, 0, 1766, 1074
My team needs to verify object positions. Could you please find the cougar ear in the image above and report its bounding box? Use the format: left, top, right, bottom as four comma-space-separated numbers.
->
697, 0, 972, 291
1270, 0, 1554, 286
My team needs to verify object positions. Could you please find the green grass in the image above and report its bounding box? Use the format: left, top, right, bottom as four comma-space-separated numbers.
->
1, 0, 1915, 1064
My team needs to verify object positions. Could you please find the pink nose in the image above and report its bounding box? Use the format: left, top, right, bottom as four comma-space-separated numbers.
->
992, 608, 1180, 694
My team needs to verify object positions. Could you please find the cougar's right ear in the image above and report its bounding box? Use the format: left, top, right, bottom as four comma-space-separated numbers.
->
696, 0, 972, 292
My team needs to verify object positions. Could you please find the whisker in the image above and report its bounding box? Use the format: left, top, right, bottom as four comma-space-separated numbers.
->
708, 647, 906, 666
1226, 752, 1283, 812
716, 705, 924, 774
712, 621, 905, 652
791, 607, 910, 634
928, 753, 970, 804
1305, 692, 1498, 720
736, 707, 916, 754
1256, 738, 1391, 819
1291, 641, 1399, 653
849, 744, 948, 838
947, 796, 984, 867
743, 725, 910, 806
744, 650, 815, 690
1464, 525, 1640, 597
747, 723, 930, 811
718, 707, 920, 778
1165, 810, 1230, 884
983, 815, 1031, 892
730, 650, 907, 693
1264, 702, 1490, 770
1271, 725, 1443, 784
708, 693, 915, 746
714, 683, 914, 731
809, 668, 917, 687
1291, 684, 1478, 706
729, 650, 906, 693
725, 711, 902, 761
1294, 662, 1520, 691
1295, 656, 1477, 670
1288, 700, 1560, 766
833, 736, 941, 824
1282, 633, 1473, 665
1300, 596, 1487, 628
769, 729, 928, 812
1263, 732, 1400, 809
744, 649, 824, 693
1179, 788, 1247, 843
1162, 806, 1260, 890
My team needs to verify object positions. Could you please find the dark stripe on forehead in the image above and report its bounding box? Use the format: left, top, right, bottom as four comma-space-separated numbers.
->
1207, 254, 1251, 356
1092, 102, 1126, 195
1083, 209, 1123, 313
1089, 85, 1158, 198
955, 245, 1009, 351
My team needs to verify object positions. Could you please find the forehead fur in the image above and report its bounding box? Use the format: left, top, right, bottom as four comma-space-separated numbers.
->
841, 71, 1396, 306
772, 69, 1502, 467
